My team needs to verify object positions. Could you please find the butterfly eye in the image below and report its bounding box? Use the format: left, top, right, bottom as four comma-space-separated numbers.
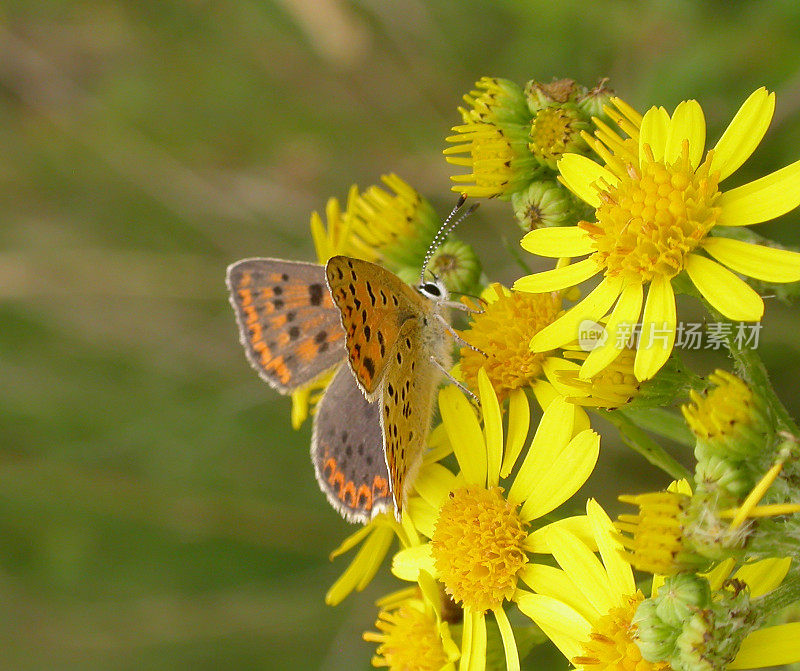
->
418, 281, 446, 300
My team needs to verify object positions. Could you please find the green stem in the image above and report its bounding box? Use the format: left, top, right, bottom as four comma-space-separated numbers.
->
755, 574, 800, 614
501, 234, 533, 275
618, 407, 695, 448
601, 410, 692, 481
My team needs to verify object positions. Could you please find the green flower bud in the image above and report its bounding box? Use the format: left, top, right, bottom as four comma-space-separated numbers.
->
576, 78, 614, 120
511, 180, 577, 232
653, 574, 712, 629
631, 598, 676, 662
459, 77, 530, 126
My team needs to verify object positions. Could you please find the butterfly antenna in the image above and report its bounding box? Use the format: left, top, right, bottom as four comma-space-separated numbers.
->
420, 194, 479, 284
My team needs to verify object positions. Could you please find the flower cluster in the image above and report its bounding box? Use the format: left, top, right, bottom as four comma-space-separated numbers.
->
269, 80, 800, 670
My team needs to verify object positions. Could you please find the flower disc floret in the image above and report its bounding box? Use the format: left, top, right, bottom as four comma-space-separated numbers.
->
584, 144, 721, 283
431, 485, 528, 612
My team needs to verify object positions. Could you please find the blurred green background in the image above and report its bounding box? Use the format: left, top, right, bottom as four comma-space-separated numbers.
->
3, 1, 800, 669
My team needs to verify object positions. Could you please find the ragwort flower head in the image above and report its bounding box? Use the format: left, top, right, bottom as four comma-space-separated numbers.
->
514, 88, 800, 381
518, 499, 800, 671
392, 370, 599, 671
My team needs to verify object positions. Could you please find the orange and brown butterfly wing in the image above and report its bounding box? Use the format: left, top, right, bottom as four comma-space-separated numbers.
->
311, 364, 392, 523
379, 318, 445, 516
325, 255, 423, 397
226, 258, 345, 393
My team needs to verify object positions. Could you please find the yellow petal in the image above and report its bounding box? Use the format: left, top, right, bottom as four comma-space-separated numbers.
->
519, 564, 599, 624
730, 623, 800, 669
703, 557, 736, 591
439, 386, 487, 487
546, 526, 617, 613
391, 544, 434, 581
413, 462, 457, 511
516, 593, 590, 662
478, 368, 503, 488
665, 99, 705, 169
492, 607, 520, 671
710, 87, 775, 181
529, 277, 625, 351
542, 356, 583, 397
580, 281, 643, 379
717, 158, 800, 226
633, 275, 676, 381
463, 607, 487, 671
500, 389, 530, 478
520, 226, 595, 258
684, 253, 764, 321
526, 515, 597, 553
509, 396, 574, 506
326, 525, 394, 605
639, 106, 670, 163
513, 258, 600, 293
734, 557, 792, 598
406, 496, 436, 538
557, 153, 619, 208
586, 499, 635, 598
519, 429, 600, 521
702, 237, 800, 283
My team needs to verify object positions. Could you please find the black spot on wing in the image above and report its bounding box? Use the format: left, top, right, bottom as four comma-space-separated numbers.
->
363, 357, 375, 379
309, 283, 324, 306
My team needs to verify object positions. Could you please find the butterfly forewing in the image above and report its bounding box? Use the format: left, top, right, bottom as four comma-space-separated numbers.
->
325, 255, 426, 396
227, 258, 345, 393
311, 364, 392, 522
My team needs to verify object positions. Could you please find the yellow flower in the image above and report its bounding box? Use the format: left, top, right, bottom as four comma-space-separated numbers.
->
616, 470, 800, 576
459, 284, 563, 400
445, 78, 539, 199
392, 369, 600, 671
347, 173, 442, 268
363, 582, 460, 671
518, 498, 800, 670
514, 88, 800, 381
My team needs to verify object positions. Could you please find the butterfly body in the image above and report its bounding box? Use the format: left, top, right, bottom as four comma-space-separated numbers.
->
227, 256, 452, 523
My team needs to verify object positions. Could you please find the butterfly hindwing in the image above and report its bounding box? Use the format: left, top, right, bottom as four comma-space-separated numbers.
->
325, 255, 425, 396
226, 258, 345, 393
311, 364, 391, 522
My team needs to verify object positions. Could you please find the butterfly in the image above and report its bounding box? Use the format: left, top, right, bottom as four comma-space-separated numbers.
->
226, 255, 453, 523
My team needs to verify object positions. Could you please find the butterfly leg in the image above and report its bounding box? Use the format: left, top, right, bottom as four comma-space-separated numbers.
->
429, 356, 479, 403
434, 313, 487, 357
440, 299, 485, 315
